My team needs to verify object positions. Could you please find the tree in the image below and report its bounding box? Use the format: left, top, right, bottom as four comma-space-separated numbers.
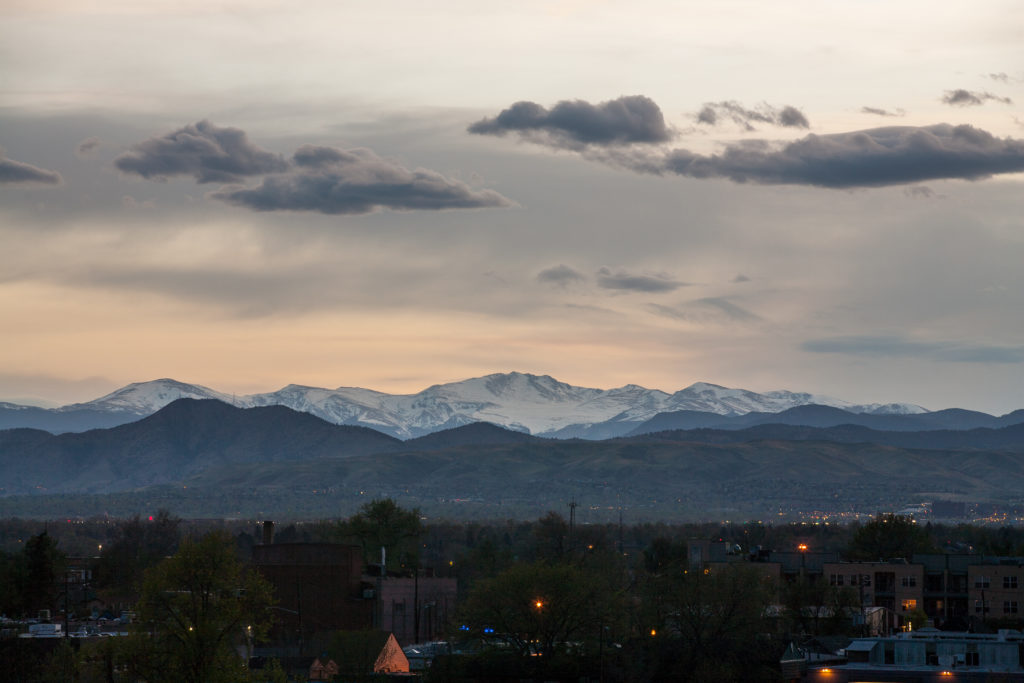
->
95, 510, 180, 601
781, 576, 860, 637
24, 531, 66, 617
640, 564, 778, 682
456, 561, 625, 659
134, 530, 274, 683
847, 514, 934, 561
339, 498, 422, 573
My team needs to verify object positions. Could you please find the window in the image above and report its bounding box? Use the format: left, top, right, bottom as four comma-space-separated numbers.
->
1004, 576, 1018, 589
902, 599, 917, 611
975, 576, 990, 589
1005, 601, 1019, 614
966, 652, 979, 666
902, 576, 917, 587
829, 574, 844, 586
975, 600, 990, 614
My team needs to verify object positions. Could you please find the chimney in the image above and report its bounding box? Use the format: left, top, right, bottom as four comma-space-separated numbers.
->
262, 520, 274, 545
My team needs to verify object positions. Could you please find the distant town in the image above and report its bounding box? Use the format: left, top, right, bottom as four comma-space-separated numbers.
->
6, 504, 1024, 680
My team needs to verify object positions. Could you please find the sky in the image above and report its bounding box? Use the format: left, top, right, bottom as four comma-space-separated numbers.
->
1, 0, 1023, 413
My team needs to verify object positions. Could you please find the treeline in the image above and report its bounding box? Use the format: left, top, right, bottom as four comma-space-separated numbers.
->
5, 511, 1024, 571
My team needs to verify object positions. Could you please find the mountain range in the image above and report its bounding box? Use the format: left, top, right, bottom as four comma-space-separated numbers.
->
0, 372, 968, 439
4, 398, 1024, 520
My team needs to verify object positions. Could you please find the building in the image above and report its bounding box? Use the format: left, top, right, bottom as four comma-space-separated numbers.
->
803, 629, 1024, 681
823, 560, 924, 616
967, 558, 1024, 624
707, 543, 1024, 631
251, 542, 374, 650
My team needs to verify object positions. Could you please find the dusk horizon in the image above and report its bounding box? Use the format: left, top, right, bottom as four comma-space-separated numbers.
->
3, 1, 1023, 416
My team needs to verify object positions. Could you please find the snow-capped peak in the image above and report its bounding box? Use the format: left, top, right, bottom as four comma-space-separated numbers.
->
59, 378, 231, 414
42, 372, 932, 438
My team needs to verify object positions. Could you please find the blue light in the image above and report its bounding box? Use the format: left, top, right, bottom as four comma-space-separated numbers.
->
483, 627, 495, 634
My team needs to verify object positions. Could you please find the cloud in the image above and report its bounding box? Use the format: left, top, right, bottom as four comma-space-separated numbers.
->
537, 264, 586, 287
210, 145, 513, 215
0, 150, 62, 185
903, 185, 941, 200
649, 297, 761, 324
695, 101, 809, 130
861, 106, 904, 117
479, 96, 1024, 188
803, 335, 1024, 363
75, 137, 102, 157
596, 267, 686, 293
989, 73, 1010, 83
941, 89, 1012, 106
654, 124, 1024, 188
114, 120, 288, 183
732, 274, 751, 283
468, 95, 672, 149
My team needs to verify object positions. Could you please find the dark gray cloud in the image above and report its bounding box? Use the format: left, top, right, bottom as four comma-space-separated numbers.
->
696, 101, 809, 130
861, 106, 904, 117
649, 297, 761, 324
941, 89, 1012, 106
989, 73, 1010, 83
803, 335, 1024, 363
732, 273, 751, 283
0, 150, 62, 185
75, 137, 101, 157
537, 264, 586, 287
596, 267, 686, 293
115, 120, 288, 183
492, 114, 1024, 188
292, 144, 349, 168
657, 124, 1024, 188
468, 95, 672, 149
211, 145, 512, 215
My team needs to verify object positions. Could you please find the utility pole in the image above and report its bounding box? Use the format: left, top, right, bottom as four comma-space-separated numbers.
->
413, 563, 420, 645
376, 546, 385, 632
568, 498, 577, 553
618, 508, 624, 556
64, 571, 69, 639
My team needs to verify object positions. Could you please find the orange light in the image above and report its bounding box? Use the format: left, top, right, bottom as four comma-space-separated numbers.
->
535, 600, 543, 609
798, 543, 808, 552
820, 668, 831, 674
940, 673, 953, 677
650, 629, 656, 636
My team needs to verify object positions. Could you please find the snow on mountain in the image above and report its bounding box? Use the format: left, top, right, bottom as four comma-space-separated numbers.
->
663, 382, 850, 415
848, 402, 929, 415
44, 372, 929, 437
59, 379, 233, 414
